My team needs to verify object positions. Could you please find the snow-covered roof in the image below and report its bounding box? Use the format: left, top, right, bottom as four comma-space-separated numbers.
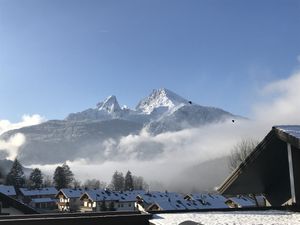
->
275, 125, 300, 139
58, 188, 85, 198
19, 187, 58, 196
138, 192, 203, 211
138, 192, 230, 211
0, 185, 16, 196
31, 198, 57, 203
119, 190, 145, 202
227, 196, 256, 207
137, 192, 180, 204
82, 189, 145, 202
188, 193, 229, 209
149, 200, 186, 211
150, 211, 300, 225
84, 189, 120, 201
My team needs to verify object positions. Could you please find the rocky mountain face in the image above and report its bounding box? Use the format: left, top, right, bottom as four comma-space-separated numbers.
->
0, 88, 238, 165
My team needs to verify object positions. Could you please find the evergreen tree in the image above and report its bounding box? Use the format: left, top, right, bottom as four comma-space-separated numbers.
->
53, 163, 74, 190
124, 171, 134, 191
62, 163, 74, 186
29, 168, 43, 189
6, 159, 25, 188
53, 166, 64, 190
0, 166, 4, 184
84, 179, 107, 189
110, 171, 124, 191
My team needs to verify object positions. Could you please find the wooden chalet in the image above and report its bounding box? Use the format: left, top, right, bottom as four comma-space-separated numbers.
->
56, 188, 85, 212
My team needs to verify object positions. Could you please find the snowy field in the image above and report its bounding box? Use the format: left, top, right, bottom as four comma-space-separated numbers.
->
150, 210, 300, 225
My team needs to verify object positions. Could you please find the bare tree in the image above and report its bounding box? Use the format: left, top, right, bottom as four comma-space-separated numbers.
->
43, 175, 53, 187
84, 179, 107, 189
228, 139, 259, 171
72, 179, 82, 189
133, 176, 149, 191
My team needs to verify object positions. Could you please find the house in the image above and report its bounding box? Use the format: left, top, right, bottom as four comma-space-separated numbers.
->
80, 189, 145, 212
225, 196, 256, 208
115, 190, 145, 211
219, 126, 300, 207
136, 191, 202, 212
184, 193, 229, 209
29, 198, 58, 210
19, 187, 58, 210
56, 188, 85, 212
80, 189, 118, 212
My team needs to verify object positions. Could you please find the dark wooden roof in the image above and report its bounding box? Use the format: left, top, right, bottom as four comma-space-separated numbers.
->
0, 192, 39, 214
218, 126, 300, 206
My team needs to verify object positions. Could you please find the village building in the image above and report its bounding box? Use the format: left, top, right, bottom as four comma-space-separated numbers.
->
219, 126, 300, 208
136, 191, 204, 212
19, 187, 58, 210
56, 188, 85, 212
184, 193, 229, 209
116, 190, 145, 211
80, 189, 145, 212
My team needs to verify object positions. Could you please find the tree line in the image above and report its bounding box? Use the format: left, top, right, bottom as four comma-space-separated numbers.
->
1, 158, 148, 191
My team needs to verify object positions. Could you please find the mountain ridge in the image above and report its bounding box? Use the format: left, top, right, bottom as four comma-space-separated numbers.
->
0, 88, 240, 164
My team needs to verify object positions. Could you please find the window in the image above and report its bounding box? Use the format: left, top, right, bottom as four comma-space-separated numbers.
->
84, 201, 87, 207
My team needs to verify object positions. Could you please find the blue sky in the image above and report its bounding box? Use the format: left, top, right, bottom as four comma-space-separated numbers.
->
1, 0, 300, 121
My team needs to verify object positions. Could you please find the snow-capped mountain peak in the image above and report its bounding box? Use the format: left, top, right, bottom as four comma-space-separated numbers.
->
97, 95, 121, 113
136, 88, 190, 114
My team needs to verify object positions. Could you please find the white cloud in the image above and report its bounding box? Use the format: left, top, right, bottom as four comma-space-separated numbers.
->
254, 71, 300, 125
0, 114, 45, 135
0, 133, 25, 160
31, 120, 266, 191
0, 114, 45, 160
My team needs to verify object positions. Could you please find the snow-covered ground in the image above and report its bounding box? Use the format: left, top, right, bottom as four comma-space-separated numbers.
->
150, 210, 300, 225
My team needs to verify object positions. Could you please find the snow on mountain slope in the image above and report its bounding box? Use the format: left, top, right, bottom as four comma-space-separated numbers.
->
146, 104, 235, 134
136, 88, 189, 114
66, 95, 131, 121
0, 88, 241, 164
96, 95, 121, 113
